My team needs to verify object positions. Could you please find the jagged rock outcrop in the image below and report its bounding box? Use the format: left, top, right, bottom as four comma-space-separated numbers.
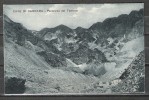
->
37, 51, 67, 67
66, 44, 107, 65
112, 51, 145, 93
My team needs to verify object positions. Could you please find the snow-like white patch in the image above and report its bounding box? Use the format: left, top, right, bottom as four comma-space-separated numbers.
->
120, 36, 144, 58
88, 41, 97, 50
66, 58, 87, 71
88, 42, 104, 51
53, 43, 62, 51
24, 41, 35, 51
64, 37, 77, 43
44, 33, 57, 41
104, 62, 116, 71
78, 63, 88, 71
99, 60, 132, 82
107, 37, 114, 45
66, 58, 78, 68
44, 30, 62, 41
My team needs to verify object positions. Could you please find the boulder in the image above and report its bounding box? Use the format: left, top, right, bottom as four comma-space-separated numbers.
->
5, 77, 26, 94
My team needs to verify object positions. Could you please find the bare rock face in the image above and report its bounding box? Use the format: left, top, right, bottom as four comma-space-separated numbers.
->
5, 77, 26, 94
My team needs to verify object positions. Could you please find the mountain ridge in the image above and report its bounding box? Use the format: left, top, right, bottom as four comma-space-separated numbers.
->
4, 8, 144, 78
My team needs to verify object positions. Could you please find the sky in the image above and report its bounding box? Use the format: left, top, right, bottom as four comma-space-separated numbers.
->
3, 4, 144, 31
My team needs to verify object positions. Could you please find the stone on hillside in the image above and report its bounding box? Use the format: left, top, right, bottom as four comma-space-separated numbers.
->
5, 77, 26, 94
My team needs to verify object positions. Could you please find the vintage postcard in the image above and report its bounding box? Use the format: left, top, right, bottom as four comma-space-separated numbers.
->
3, 4, 145, 94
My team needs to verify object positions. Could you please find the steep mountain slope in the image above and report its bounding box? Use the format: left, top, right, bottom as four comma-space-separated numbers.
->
4, 40, 103, 94
112, 51, 145, 93
89, 9, 143, 40
98, 36, 144, 81
4, 15, 39, 46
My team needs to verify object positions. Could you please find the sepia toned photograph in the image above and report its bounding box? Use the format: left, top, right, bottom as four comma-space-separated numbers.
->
3, 3, 145, 94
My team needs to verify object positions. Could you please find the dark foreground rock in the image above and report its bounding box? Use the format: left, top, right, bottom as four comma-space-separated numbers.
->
111, 51, 145, 93
5, 77, 26, 94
